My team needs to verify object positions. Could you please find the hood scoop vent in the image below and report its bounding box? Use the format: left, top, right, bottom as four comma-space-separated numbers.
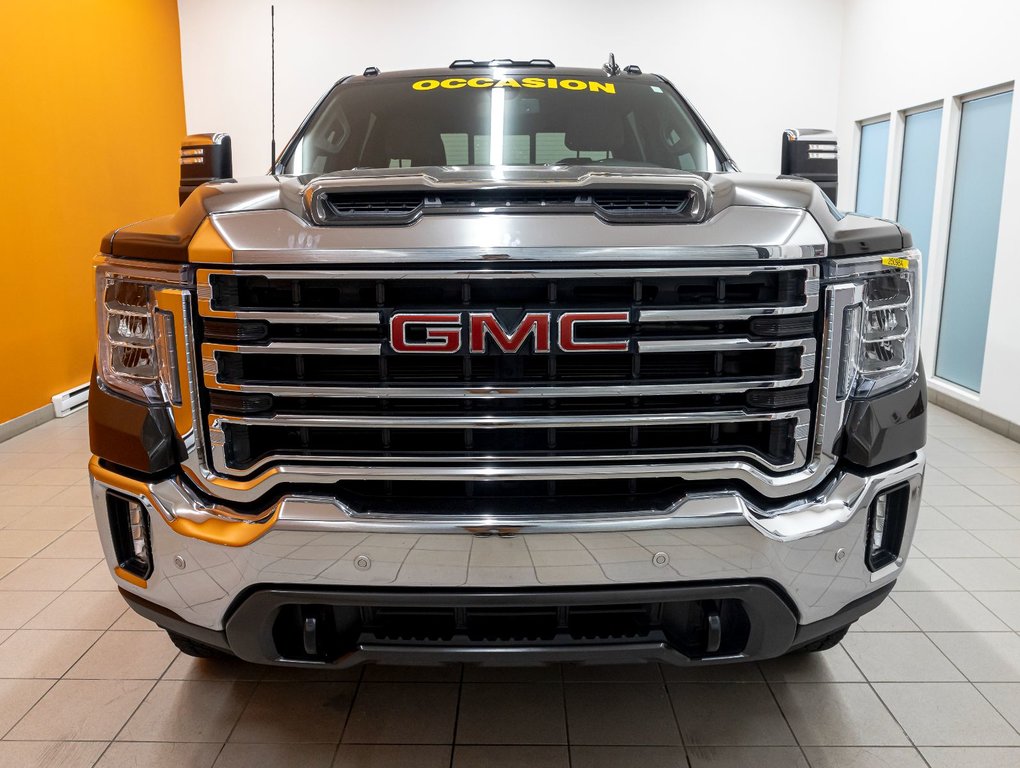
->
314, 185, 705, 226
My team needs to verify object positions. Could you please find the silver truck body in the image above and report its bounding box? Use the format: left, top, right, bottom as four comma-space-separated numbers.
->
89, 66, 926, 667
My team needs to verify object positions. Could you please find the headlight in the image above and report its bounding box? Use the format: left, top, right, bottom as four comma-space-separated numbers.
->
832, 249, 921, 398
96, 263, 185, 405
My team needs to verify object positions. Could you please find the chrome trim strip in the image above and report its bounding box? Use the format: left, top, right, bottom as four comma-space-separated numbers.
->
206, 408, 810, 476
197, 264, 817, 282
212, 448, 807, 475
638, 306, 814, 321
101, 450, 924, 543
206, 337, 811, 359
196, 264, 818, 325
200, 379, 813, 399
209, 408, 806, 430
200, 306, 381, 326
205, 341, 382, 356
637, 337, 812, 354
200, 335, 815, 396
281, 452, 924, 542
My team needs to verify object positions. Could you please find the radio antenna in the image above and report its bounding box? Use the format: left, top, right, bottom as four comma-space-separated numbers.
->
270, 4, 276, 171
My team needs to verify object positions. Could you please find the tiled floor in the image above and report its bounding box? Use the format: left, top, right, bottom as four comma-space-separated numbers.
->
1, 406, 1020, 767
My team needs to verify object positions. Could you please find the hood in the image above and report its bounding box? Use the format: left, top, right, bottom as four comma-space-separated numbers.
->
101, 166, 910, 261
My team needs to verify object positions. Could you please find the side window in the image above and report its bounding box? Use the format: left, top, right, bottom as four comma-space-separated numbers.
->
663, 121, 707, 171
474, 135, 491, 164
294, 99, 351, 174
535, 131, 611, 164
441, 134, 469, 165
535, 132, 570, 164
505, 135, 530, 165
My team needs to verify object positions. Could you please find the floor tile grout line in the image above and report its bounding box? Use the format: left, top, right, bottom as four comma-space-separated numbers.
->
969, 678, 1020, 740
557, 663, 576, 766
447, 665, 465, 768
660, 667, 693, 768
84, 677, 157, 765
330, 663, 366, 761
761, 672, 813, 765
214, 673, 263, 749
863, 583, 1020, 747
840, 642, 919, 750
0, 678, 58, 742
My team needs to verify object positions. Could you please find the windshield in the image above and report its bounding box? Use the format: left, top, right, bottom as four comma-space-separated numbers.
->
283, 74, 725, 175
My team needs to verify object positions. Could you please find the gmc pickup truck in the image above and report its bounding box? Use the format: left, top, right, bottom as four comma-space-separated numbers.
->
89, 60, 926, 668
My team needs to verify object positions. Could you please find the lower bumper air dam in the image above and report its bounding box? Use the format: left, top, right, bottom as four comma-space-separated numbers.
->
120, 581, 894, 668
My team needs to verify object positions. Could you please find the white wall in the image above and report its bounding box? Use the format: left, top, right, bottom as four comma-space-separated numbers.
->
836, 0, 1020, 424
177, 0, 845, 177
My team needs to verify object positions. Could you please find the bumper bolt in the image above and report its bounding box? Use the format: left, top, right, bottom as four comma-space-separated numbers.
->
652, 551, 669, 567
173, 555, 187, 570
354, 555, 372, 571
835, 548, 847, 563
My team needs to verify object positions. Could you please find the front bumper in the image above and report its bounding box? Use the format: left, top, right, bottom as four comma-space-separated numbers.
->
90, 452, 923, 666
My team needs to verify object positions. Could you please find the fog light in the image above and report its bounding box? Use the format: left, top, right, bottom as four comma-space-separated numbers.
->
107, 492, 153, 579
867, 484, 909, 571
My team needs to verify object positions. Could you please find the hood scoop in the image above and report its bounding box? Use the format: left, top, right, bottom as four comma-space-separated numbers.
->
306, 171, 709, 227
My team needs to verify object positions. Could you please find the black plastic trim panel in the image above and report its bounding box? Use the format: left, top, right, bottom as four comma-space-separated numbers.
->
118, 579, 899, 668
792, 582, 894, 649
841, 363, 927, 469
118, 588, 232, 652
88, 366, 184, 474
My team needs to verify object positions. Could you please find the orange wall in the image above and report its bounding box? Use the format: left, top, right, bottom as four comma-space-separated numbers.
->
0, 1, 186, 423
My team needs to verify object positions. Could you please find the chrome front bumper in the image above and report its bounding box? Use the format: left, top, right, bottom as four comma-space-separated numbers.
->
89, 452, 924, 633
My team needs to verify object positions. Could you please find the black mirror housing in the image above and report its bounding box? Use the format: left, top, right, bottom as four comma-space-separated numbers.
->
179, 133, 233, 205
781, 129, 838, 205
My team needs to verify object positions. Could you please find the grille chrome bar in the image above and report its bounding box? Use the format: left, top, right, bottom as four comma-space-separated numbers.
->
204, 341, 383, 357
197, 265, 819, 283
210, 408, 807, 430
207, 408, 810, 476
637, 337, 812, 354
196, 265, 820, 325
203, 336, 812, 359
198, 305, 381, 325
201, 379, 815, 399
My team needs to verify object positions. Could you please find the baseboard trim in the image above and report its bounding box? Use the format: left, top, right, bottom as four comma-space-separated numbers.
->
0, 404, 55, 444
928, 387, 1020, 445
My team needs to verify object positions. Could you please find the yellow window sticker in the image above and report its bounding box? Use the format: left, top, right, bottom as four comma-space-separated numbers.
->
881, 256, 910, 270
412, 77, 615, 94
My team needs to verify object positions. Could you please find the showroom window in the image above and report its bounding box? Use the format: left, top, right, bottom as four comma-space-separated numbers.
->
897, 107, 943, 303
855, 119, 890, 216
936, 89, 1013, 391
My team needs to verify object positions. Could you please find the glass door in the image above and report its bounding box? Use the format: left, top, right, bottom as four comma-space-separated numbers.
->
936, 90, 1013, 391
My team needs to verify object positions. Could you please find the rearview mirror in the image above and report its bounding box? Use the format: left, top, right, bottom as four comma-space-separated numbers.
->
179, 133, 232, 205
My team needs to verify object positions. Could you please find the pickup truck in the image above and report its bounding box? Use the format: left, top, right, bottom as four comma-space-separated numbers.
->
89, 59, 926, 668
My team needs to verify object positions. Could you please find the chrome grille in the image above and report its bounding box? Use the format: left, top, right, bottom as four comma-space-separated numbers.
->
195, 264, 820, 482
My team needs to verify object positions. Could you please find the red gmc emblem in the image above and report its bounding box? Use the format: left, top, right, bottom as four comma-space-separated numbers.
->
389, 311, 630, 353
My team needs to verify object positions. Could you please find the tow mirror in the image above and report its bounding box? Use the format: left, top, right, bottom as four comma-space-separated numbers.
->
179, 133, 232, 205
781, 129, 838, 205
